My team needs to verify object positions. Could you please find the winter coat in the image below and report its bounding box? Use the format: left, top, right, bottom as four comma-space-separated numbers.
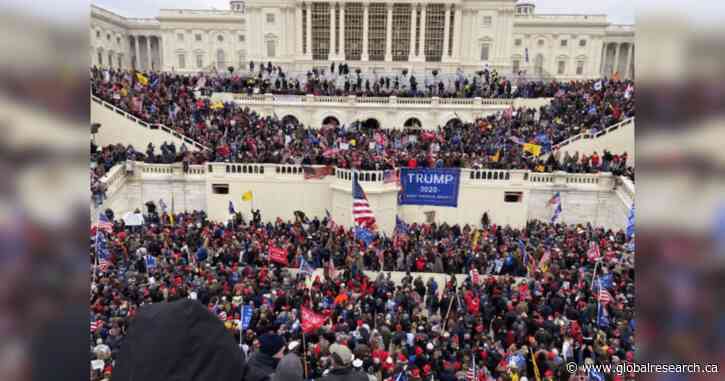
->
242, 351, 280, 381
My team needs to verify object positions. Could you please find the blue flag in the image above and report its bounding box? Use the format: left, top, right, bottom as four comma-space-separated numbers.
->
593, 273, 614, 291
597, 303, 610, 328
229, 200, 236, 214
299, 257, 315, 276
518, 239, 527, 260
145, 255, 157, 270
355, 226, 374, 246
551, 201, 562, 224
626, 205, 635, 239
395, 216, 409, 235
241, 304, 253, 330
589, 369, 605, 381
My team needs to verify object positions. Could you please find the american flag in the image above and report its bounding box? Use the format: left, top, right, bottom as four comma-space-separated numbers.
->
352, 173, 376, 229
598, 289, 613, 305
90, 319, 103, 332
218, 311, 227, 321
95, 230, 112, 272
94, 212, 113, 233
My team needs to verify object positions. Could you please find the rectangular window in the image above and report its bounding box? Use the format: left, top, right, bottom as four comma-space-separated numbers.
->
482, 16, 492, 27
512, 60, 520, 73
212, 184, 229, 194
368, 3, 386, 61
196, 54, 203, 68
177, 33, 184, 42
560, 39, 567, 47
576, 61, 584, 75
514, 38, 522, 47
579, 39, 586, 47
267, 40, 276, 57
480, 44, 490, 61
344, 3, 364, 61
424, 3, 445, 62
557, 60, 566, 75
178, 54, 186, 69
238, 34, 245, 43
266, 13, 275, 23
195, 34, 202, 42
504, 192, 523, 203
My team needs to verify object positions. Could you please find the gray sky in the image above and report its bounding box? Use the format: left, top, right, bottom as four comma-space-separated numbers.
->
94, 0, 635, 24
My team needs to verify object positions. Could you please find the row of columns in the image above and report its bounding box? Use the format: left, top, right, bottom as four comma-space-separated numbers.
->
601, 42, 634, 79
130, 35, 162, 71
298, 2, 457, 62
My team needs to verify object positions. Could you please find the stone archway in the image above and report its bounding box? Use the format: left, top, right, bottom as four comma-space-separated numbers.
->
362, 118, 380, 129
403, 117, 422, 129
322, 115, 340, 126
282, 114, 300, 126
444, 118, 463, 128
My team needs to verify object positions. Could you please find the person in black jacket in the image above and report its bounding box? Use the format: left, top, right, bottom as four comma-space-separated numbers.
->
242, 333, 286, 381
320, 344, 369, 381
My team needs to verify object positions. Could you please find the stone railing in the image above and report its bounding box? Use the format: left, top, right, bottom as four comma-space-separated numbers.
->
223, 93, 514, 108
99, 163, 127, 199
113, 162, 625, 195
553, 117, 634, 151
91, 95, 210, 152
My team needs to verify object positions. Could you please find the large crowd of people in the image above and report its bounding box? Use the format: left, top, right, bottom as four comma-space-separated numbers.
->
91, 67, 634, 173
91, 208, 634, 381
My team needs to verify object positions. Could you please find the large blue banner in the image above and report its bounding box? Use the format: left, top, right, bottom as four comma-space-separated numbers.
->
399, 168, 461, 207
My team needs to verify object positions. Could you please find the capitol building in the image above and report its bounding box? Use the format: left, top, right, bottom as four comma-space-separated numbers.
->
91, 0, 634, 80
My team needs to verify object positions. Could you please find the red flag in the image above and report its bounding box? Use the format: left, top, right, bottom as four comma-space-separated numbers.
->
269, 246, 289, 266
301, 306, 327, 334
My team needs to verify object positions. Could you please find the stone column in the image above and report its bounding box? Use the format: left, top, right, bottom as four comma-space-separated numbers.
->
134, 35, 140, 70
329, 3, 336, 60
340, 4, 346, 60
612, 43, 620, 76
146, 36, 152, 70
418, 4, 427, 60
408, 4, 417, 61
296, 4, 303, 57
281, 7, 288, 58
384, 3, 393, 61
157, 36, 163, 70
626, 44, 634, 79
442, 4, 451, 61
362, 3, 369, 61
306, 3, 313, 58
452, 6, 462, 62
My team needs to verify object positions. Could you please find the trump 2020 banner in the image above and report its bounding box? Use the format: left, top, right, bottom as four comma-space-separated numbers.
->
399, 168, 461, 207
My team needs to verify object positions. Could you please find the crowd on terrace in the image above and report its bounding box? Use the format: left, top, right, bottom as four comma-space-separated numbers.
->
202, 61, 557, 99
91, 207, 634, 381
91, 67, 634, 173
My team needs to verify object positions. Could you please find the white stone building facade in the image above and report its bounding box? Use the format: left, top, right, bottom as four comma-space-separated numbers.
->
91, 0, 634, 80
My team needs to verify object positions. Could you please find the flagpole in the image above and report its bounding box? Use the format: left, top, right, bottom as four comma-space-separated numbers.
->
239, 296, 244, 348
590, 258, 600, 292
302, 331, 309, 379
442, 289, 456, 332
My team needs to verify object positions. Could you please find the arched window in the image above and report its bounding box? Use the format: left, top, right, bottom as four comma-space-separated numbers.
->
217, 49, 226, 69
534, 54, 544, 76
217, 34, 224, 43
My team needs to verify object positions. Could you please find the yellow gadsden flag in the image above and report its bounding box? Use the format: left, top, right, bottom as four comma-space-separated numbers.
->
241, 191, 253, 201
210, 101, 224, 110
523, 143, 542, 157
135, 72, 149, 86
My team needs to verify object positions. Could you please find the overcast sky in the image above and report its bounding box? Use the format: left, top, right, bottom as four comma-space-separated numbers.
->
94, 0, 635, 24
